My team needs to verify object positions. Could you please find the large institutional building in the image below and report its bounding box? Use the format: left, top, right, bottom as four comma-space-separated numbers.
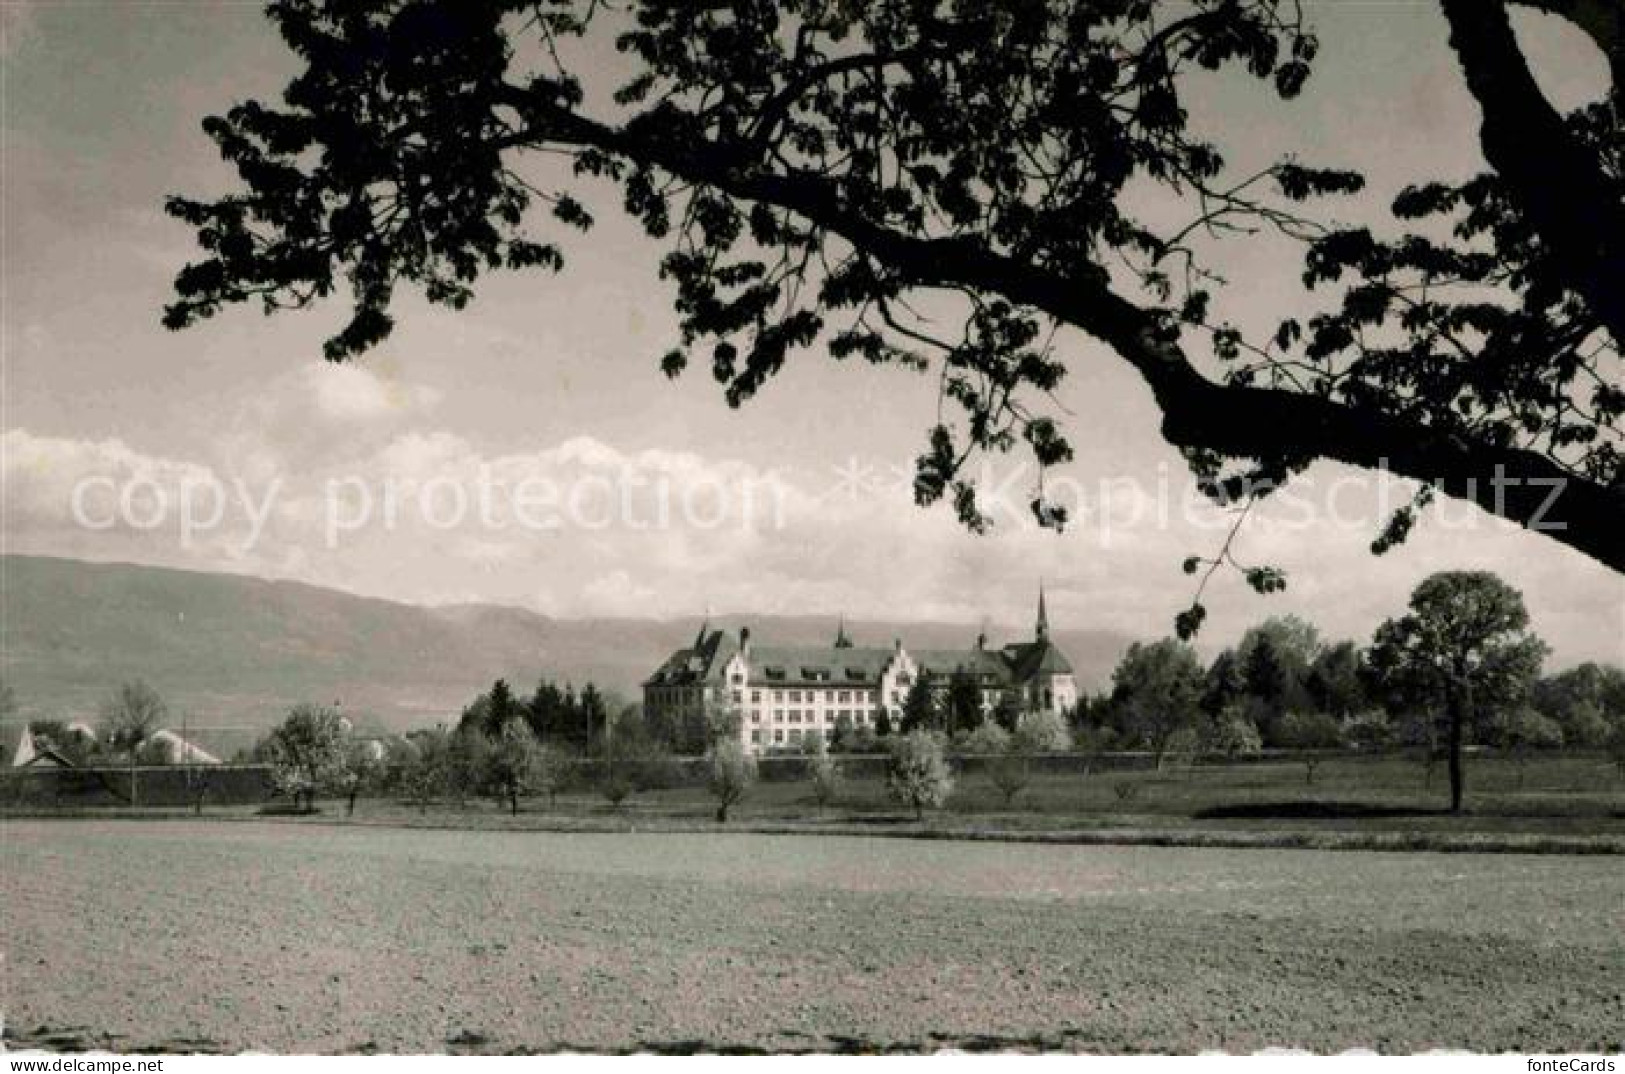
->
644, 590, 1077, 753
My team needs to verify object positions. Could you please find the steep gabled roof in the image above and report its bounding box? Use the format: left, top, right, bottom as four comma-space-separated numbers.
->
21, 745, 75, 769
145, 728, 223, 765
1, 723, 37, 768
1004, 639, 1075, 680
746, 645, 896, 687
910, 648, 1014, 685
644, 628, 740, 687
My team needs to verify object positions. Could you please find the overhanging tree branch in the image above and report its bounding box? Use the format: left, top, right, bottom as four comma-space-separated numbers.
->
503, 84, 1625, 573
162, 1, 1624, 591
1440, 0, 1625, 344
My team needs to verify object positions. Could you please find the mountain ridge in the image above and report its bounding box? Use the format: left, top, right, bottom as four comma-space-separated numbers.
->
0, 555, 1132, 748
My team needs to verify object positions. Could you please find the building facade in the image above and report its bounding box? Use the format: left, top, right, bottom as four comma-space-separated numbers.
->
643, 590, 1077, 754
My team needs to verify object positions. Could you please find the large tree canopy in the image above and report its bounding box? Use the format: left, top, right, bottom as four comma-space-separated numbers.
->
1366, 570, 1547, 811
164, 0, 1623, 602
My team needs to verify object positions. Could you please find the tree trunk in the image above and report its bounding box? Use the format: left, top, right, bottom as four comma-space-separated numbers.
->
716, 803, 728, 823
347, 787, 357, 817
130, 753, 139, 807
1448, 694, 1466, 813
510, 788, 519, 816
1439, 0, 1625, 344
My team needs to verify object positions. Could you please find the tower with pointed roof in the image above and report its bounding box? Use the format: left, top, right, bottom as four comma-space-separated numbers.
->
833, 615, 853, 649
1035, 583, 1049, 642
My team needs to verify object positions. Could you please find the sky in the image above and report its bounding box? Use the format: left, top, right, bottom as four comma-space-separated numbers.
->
2, 0, 1621, 665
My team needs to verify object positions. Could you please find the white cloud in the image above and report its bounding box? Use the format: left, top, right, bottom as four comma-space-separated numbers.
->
5, 419, 1621, 669
302, 362, 442, 422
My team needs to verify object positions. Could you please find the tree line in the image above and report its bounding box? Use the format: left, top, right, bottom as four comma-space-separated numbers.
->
6, 572, 1620, 819
1088, 571, 1625, 810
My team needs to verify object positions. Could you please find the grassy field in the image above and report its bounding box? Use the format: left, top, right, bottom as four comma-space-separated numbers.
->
338, 751, 1625, 844
3, 819, 1619, 1053
9, 752, 1621, 850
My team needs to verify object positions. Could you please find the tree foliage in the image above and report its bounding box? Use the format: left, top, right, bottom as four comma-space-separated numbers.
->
1011, 707, 1070, 753
1367, 570, 1547, 810
1306, 640, 1369, 719
886, 729, 954, 820
400, 728, 449, 811
1200, 704, 1264, 758
1109, 638, 1205, 767
1531, 662, 1625, 747
806, 738, 842, 812
898, 676, 938, 736
957, 720, 1011, 755
943, 669, 985, 739
264, 703, 352, 810
163, 0, 1624, 610
485, 719, 546, 814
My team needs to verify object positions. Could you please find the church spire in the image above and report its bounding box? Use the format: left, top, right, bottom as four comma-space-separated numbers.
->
834, 614, 853, 649
1035, 582, 1050, 642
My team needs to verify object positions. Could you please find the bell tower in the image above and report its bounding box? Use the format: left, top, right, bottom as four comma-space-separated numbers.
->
834, 614, 854, 649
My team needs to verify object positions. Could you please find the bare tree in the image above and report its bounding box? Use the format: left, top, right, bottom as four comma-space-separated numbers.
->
987, 754, 1031, 808
99, 681, 167, 806
708, 740, 757, 823
807, 744, 842, 816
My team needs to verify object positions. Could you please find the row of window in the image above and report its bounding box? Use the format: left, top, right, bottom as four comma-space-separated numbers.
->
647, 687, 705, 703
750, 728, 825, 745
748, 710, 873, 726
730, 687, 888, 705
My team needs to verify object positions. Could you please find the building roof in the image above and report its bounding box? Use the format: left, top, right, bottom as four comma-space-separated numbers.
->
910, 647, 1015, 685
1, 723, 37, 768
21, 745, 75, 769
644, 628, 740, 687
646, 627, 1075, 692
146, 728, 223, 765
746, 645, 898, 687
1004, 639, 1075, 678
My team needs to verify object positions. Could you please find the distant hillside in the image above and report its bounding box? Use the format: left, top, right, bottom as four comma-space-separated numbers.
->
0, 556, 1132, 749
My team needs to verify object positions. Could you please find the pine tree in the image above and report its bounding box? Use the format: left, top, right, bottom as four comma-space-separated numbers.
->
899, 678, 938, 735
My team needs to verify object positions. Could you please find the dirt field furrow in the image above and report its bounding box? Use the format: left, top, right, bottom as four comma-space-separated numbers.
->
3, 821, 1620, 1053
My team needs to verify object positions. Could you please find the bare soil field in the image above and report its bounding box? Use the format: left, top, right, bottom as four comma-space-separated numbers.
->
3, 820, 1620, 1053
